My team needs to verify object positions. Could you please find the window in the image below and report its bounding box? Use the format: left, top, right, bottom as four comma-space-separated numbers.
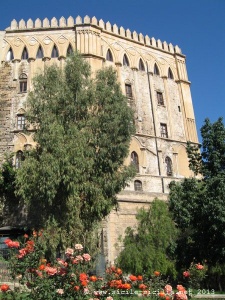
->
134, 180, 142, 191
125, 84, 132, 98
123, 54, 129, 67
154, 63, 160, 75
6, 48, 14, 61
15, 151, 24, 169
36, 46, 44, 59
21, 47, 29, 60
17, 114, 25, 130
131, 151, 139, 172
165, 156, 173, 176
106, 49, 113, 62
51, 45, 59, 58
139, 59, 145, 71
168, 68, 174, 80
19, 73, 27, 93
157, 92, 164, 106
67, 44, 73, 56
160, 123, 168, 138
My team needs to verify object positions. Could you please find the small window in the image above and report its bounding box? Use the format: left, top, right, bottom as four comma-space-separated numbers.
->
154, 63, 160, 75
123, 54, 129, 67
139, 59, 145, 71
6, 48, 14, 61
178, 106, 181, 112
160, 123, 168, 138
134, 180, 142, 191
106, 49, 113, 62
67, 44, 73, 56
21, 47, 29, 60
168, 68, 174, 80
125, 84, 132, 98
17, 114, 25, 130
157, 92, 164, 106
36, 46, 44, 59
165, 156, 173, 176
51, 45, 59, 58
19, 73, 27, 93
15, 151, 24, 169
131, 151, 139, 172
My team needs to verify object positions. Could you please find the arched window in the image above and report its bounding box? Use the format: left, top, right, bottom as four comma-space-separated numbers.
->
67, 44, 73, 56
106, 49, 113, 62
17, 114, 25, 130
6, 48, 14, 61
168, 68, 174, 80
15, 151, 24, 169
139, 59, 145, 71
21, 47, 29, 60
131, 151, 139, 172
19, 73, 28, 93
165, 156, 173, 176
123, 54, 129, 67
36, 46, 44, 59
154, 63, 160, 75
134, 180, 142, 191
51, 45, 59, 58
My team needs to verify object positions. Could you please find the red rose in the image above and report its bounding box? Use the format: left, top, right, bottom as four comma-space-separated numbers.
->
0, 284, 10, 292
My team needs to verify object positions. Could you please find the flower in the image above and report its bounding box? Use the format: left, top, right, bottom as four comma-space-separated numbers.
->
83, 253, 91, 261
74, 286, 80, 291
39, 264, 45, 270
116, 268, 122, 275
0, 284, 10, 292
129, 274, 137, 281
89, 275, 97, 282
175, 292, 188, 300
177, 285, 186, 292
154, 271, 160, 276
106, 297, 114, 300
183, 271, 190, 277
75, 244, 83, 250
79, 273, 88, 281
56, 289, 64, 295
65, 248, 74, 256
196, 263, 204, 270
4, 239, 20, 248
139, 283, 147, 290
137, 275, 143, 281
164, 284, 173, 294
159, 291, 166, 298
45, 266, 57, 276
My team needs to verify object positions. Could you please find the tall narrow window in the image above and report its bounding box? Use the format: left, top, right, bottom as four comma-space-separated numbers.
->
21, 47, 29, 60
106, 49, 113, 62
67, 44, 73, 56
6, 48, 14, 61
168, 68, 174, 80
139, 59, 145, 71
125, 84, 132, 98
51, 45, 59, 58
131, 151, 139, 172
154, 63, 160, 75
19, 73, 28, 93
17, 114, 25, 130
36, 46, 44, 59
134, 180, 142, 191
160, 123, 168, 138
123, 54, 129, 67
157, 92, 164, 105
15, 151, 24, 169
165, 156, 173, 176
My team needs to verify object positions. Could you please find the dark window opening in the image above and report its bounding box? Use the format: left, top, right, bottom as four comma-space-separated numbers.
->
154, 64, 160, 75
17, 115, 25, 130
123, 54, 129, 67
21, 47, 29, 60
15, 151, 25, 169
139, 59, 145, 71
168, 68, 174, 80
160, 123, 168, 138
125, 84, 132, 98
131, 151, 139, 172
106, 49, 113, 62
36, 46, 44, 59
165, 156, 173, 176
51, 45, 59, 58
157, 92, 164, 106
67, 45, 73, 56
134, 180, 142, 191
19, 73, 28, 93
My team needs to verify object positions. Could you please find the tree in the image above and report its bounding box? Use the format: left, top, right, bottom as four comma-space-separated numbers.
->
116, 199, 178, 278
169, 118, 225, 289
15, 52, 135, 252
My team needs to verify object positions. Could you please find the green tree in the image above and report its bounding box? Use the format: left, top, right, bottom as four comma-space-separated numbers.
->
116, 199, 178, 278
15, 53, 135, 253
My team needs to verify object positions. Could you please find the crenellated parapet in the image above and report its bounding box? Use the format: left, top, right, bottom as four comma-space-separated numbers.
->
6, 15, 182, 55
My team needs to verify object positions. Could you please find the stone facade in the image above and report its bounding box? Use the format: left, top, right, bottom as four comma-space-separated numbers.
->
0, 16, 198, 263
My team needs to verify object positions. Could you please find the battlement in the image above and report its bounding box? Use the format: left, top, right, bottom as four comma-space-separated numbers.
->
6, 15, 182, 54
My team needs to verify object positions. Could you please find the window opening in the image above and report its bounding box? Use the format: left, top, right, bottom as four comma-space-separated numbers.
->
19, 73, 27, 93
15, 151, 24, 169
165, 156, 173, 176
139, 59, 145, 71
125, 84, 133, 98
36, 46, 44, 59
134, 180, 142, 191
160, 123, 168, 138
123, 54, 129, 67
21, 47, 29, 60
168, 68, 174, 79
51, 45, 59, 58
67, 44, 73, 56
6, 48, 14, 61
17, 115, 25, 130
157, 92, 164, 105
131, 151, 139, 172
106, 49, 113, 62
154, 64, 160, 75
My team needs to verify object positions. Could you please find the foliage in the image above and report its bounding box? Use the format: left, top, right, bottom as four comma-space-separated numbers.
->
116, 199, 178, 278
14, 52, 135, 251
182, 262, 207, 289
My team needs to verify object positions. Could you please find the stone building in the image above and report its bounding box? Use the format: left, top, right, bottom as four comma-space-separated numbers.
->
0, 15, 198, 263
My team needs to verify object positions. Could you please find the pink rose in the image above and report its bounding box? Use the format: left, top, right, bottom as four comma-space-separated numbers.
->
164, 284, 173, 294
57, 289, 64, 295
83, 253, 91, 261
196, 263, 204, 270
183, 271, 190, 277
65, 248, 74, 256
45, 266, 57, 276
75, 244, 83, 250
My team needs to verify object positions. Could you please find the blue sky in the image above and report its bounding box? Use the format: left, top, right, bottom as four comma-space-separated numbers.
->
1, 0, 225, 142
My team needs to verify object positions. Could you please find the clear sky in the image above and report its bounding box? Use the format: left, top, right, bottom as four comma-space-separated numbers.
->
1, 0, 224, 142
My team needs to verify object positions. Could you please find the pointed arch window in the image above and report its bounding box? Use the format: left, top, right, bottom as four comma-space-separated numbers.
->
36, 46, 44, 59
154, 63, 160, 75
67, 44, 73, 56
106, 49, 113, 62
123, 54, 129, 67
6, 48, 14, 61
21, 47, 29, 60
15, 151, 25, 169
168, 68, 174, 80
19, 73, 28, 93
131, 151, 139, 172
51, 45, 59, 58
165, 156, 173, 176
139, 59, 145, 71
134, 180, 142, 191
